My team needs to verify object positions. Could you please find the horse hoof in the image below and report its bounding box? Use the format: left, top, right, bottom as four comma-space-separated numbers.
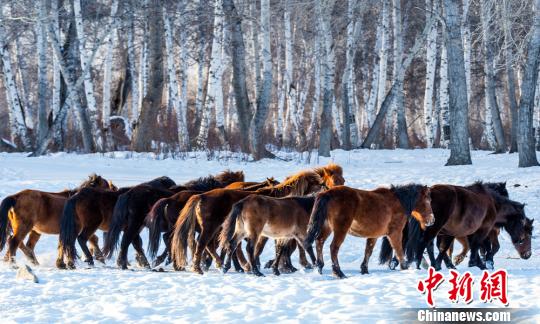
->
191, 267, 204, 275
253, 271, 265, 277
273, 269, 280, 276
222, 267, 230, 274
333, 271, 347, 279
302, 263, 313, 270
264, 260, 274, 269
400, 263, 408, 270
389, 260, 398, 270
486, 261, 494, 270
454, 256, 465, 265
360, 266, 369, 275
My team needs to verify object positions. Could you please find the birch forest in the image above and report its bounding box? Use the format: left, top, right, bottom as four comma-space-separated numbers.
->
1, 0, 540, 166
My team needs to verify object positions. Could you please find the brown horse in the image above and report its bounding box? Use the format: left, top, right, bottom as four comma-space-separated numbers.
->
303, 184, 434, 278
0, 174, 113, 265
396, 183, 532, 271
171, 169, 329, 274
146, 178, 279, 267
220, 196, 317, 276
104, 171, 244, 269
56, 186, 132, 269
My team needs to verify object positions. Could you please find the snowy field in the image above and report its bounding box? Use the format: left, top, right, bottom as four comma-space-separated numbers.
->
0, 149, 539, 322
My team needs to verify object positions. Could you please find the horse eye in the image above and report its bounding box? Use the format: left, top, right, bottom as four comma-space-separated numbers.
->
518, 239, 524, 245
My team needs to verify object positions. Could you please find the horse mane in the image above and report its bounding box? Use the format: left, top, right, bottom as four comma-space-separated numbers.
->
77, 173, 103, 189
469, 181, 508, 198
258, 170, 322, 196
183, 170, 244, 191
314, 163, 343, 177
390, 184, 424, 216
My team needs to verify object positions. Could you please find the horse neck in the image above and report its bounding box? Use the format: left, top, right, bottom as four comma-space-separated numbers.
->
379, 188, 408, 215
256, 185, 291, 197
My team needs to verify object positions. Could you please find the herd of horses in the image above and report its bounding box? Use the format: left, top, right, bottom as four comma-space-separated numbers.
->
0, 163, 534, 279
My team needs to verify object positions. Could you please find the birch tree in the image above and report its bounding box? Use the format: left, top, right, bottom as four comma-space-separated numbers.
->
102, 0, 120, 150
36, 0, 48, 146
392, 0, 409, 148
444, 0, 471, 165
517, 0, 540, 167
73, 0, 101, 151
423, 0, 437, 148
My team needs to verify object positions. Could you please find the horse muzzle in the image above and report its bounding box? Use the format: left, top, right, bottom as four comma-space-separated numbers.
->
521, 250, 532, 259
425, 215, 435, 227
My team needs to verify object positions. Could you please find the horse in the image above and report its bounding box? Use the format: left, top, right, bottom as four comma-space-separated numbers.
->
171, 169, 328, 274
0, 174, 113, 265
146, 178, 278, 268
220, 196, 317, 276
302, 184, 434, 278
104, 171, 244, 269
224, 178, 279, 190
386, 183, 532, 271
379, 182, 510, 269
56, 186, 132, 269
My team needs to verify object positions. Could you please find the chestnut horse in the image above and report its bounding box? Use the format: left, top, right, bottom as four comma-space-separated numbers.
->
224, 178, 279, 190
104, 171, 244, 269
171, 169, 331, 274
0, 174, 113, 265
220, 196, 317, 276
303, 184, 434, 278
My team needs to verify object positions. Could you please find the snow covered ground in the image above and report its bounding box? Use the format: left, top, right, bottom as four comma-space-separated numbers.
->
0, 149, 539, 322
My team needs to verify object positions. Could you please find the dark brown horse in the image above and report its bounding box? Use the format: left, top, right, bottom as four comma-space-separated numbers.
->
303, 184, 434, 278
171, 169, 329, 274
104, 171, 244, 269
56, 186, 132, 269
388, 183, 533, 271
220, 196, 317, 276
0, 174, 113, 265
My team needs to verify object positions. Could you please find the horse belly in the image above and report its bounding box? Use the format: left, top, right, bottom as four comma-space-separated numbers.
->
261, 223, 295, 239
348, 221, 386, 238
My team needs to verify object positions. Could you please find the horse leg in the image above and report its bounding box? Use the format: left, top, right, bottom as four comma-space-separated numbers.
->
21, 230, 40, 265
315, 226, 331, 275
272, 241, 284, 276
88, 234, 105, 264
295, 240, 312, 269
434, 235, 456, 270
482, 237, 495, 270
5, 225, 30, 266
467, 234, 486, 270
191, 229, 214, 275
235, 241, 250, 272
329, 228, 347, 279
253, 236, 267, 268
416, 229, 438, 269
204, 238, 222, 270
387, 231, 407, 270
77, 231, 94, 268
132, 234, 151, 269
453, 237, 469, 266
361, 238, 377, 274
55, 241, 67, 269
245, 236, 264, 277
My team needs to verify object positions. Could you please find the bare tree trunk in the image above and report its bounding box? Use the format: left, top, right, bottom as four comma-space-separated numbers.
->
282, 0, 298, 147
392, 0, 409, 148
317, 0, 336, 157
517, 0, 540, 167
102, 0, 120, 150
126, 1, 139, 130
164, 5, 189, 151
177, 1, 190, 150
223, 0, 252, 152
73, 0, 100, 151
423, 0, 437, 148
250, 0, 274, 160
444, 0, 472, 165
439, 31, 450, 148
132, 0, 164, 152
481, 1, 506, 153
36, 0, 48, 146
502, 0, 519, 153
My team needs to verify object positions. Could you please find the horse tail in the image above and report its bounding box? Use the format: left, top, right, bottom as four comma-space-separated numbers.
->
0, 196, 16, 251
147, 198, 167, 259
304, 193, 331, 250
405, 217, 422, 262
378, 237, 394, 265
59, 196, 79, 261
171, 195, 199, 269
104, 193, 130, 258
220, 200, 243, 252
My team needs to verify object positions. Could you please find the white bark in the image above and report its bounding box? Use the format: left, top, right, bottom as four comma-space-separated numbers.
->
73, 0, 101, 151
0, 7, 30, 149
51, 0, 63, 144
461, 0, 472, 106
366, 21, 382, 128
102, 0, 119, 150
126, 5, 139, 126
439, 36, 450, 148
36, 0, 48, 145
283, 0, 298, 146
164, 7, 189, 151
423, 0, 437, 148
377, 0, 390, 115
